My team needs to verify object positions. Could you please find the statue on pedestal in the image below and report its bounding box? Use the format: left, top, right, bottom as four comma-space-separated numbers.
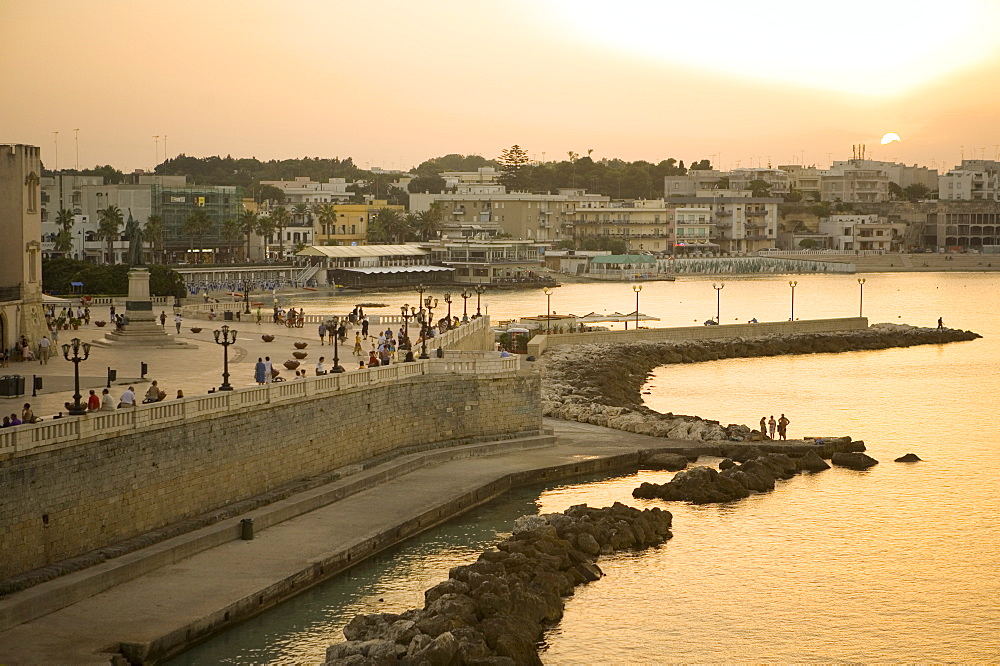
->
125, 210, 145, 267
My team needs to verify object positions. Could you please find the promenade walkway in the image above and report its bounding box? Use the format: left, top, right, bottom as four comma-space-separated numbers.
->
0, 304, 463, 422
0, 419, 702, 664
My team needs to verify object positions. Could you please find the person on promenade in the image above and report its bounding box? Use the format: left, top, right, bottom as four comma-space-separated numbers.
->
316, 357, 327, 375
760, 416, 769, 440
87, 389, 100, 412
361, 316, 369, 338
318, 321, 327, 345
9, 413, 22, 426
100, 388, 116, 411
263, 357, 273, 384
338, 321, 347, 342
768, 415, 777, 440
159, 311, 167, 327
176, 389, 185, 399
21, 403, 40, 424
256, 307, 262, 325
368, 350, 379, 368
357, 360, 366, 370
38, 335, 51, 364
174, 313, 182, 334
353, 332, 363, 356
119, 386, 136, 408
254, 357, 267, 385
1, 416, 9, 428
143, 381, 166, 403
379, 344, 391, 366
777, 414, 790, 440
937, 317, 944, 330
499, 346, 511, 358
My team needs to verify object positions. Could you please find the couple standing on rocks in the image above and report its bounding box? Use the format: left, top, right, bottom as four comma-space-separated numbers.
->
760, 414, 790, 440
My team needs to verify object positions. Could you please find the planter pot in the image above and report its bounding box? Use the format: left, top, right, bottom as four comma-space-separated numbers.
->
190, 327, 203, 333
261, 335, 275, 342
293, 342, 308, 349
283, 360, 300, 370
95, 321, 107, 327
292, 351, 308, 359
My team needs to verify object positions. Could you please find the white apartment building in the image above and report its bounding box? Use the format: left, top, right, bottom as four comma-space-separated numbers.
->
818, 214, 903, 252
938, 160, 1000, 201
439, 167, 501, 190
831, 160, 938, 190
664, 170, 725, 197
728, 168, 791, 196
819, 162, 890, 203
667, 193, 780, 253
571, 199, 676, 253
259, 177, 353, 204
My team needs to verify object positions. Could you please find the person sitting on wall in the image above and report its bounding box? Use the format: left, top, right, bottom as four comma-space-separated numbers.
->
143, 381, 167, 403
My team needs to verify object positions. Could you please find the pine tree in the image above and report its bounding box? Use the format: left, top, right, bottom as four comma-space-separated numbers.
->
497, 145, 531, 192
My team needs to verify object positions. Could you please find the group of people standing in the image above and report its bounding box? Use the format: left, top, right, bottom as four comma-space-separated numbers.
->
760, 414, 791, 441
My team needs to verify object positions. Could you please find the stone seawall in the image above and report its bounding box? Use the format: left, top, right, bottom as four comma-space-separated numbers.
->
538, 324, 981, 440
0, 371, 541, 581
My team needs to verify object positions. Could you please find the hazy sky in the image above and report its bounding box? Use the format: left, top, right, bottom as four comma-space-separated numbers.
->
4, 0, 1000, 174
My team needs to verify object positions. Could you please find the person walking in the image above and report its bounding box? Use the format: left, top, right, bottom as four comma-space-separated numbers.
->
174, 313, 182, 334
361, 316, 369, 338
937, 317, 944, 330
38, 335, 51, 364
254, 357, 267, 385
768, 415, 777, 440
159, 311, 167, 327
318, 321, 327, 345
777, 414, 790, 440
263, 356, 273, 384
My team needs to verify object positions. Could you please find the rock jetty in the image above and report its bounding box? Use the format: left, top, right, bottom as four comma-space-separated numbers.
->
538, 324, 980, 441
325, 503, 673, 664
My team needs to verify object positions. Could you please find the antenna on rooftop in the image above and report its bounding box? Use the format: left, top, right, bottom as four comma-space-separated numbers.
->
153, 136, 160, 167
52, 131, 59, 171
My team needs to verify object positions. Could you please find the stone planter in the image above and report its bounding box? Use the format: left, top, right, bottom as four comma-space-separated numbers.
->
292, 351, 308, 359
95, 321, 107, 327
261, 335, 275, 342
293, 341, 308, 349
283, 360, 300, 370
190, 327, 203, 333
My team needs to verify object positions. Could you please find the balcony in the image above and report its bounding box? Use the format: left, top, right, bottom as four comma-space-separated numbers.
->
745, 209, 766, 216
0, 284, 22, 302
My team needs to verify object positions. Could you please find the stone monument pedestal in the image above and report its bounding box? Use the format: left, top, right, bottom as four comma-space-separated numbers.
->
92, 268, 196, 348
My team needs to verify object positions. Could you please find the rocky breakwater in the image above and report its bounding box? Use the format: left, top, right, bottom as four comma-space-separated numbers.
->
325, 503, 672, 665
538, 324, 980, 441
634, 450, 831, 504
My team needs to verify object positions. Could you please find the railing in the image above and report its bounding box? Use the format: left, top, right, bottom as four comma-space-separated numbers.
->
0, 346, 515, 458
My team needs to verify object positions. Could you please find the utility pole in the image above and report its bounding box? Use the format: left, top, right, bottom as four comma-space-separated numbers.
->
52, 131, 59, 170
153, 135, 160, 168
74, 129, 80, 170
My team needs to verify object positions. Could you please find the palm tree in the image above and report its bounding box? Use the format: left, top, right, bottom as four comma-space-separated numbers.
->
369, 208, 407, 244
222, 217, 242, 263
271, 206, 291, 260
292, 203, 308, 226
53, 229, 74, 254
255, 215, 276, 261
144, 214, 164, 264
414, 202, 443, 241
239, 209, 259, 261
97, 204, 124, 264
317, 203, 337, 237
182, 210, 212, 264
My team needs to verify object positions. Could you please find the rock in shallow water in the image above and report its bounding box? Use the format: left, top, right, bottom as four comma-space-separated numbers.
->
831, 452, 879, 469
894, 453, 922, 462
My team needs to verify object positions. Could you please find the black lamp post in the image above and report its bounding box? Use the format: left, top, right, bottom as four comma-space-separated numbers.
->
213, 324, 237, 390
474, 284, 485, 318
713, 282, 725, 323
444, 292, 452, 329
633, 284, 642, 330
401, 303, 412, 338
416, 284, 427, 324
243, 278, 251, 315
543, 287, 553, 334
789, 280, 798, 321
62, 337, 91, 415
461, 288, 471, 323
329, 316, 345, 372
857, 277, 866, 317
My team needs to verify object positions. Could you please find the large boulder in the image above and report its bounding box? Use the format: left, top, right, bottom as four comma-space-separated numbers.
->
832, 452, 879, 470
796, 449, 831, 472
642, 452, 689, 471
894, 453, 922, 462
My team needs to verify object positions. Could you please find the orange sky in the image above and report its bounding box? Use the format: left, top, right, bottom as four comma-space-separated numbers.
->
3, 0, 999, 174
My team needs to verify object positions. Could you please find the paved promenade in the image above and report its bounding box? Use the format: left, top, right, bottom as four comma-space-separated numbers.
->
0, 419, 704, 664
1, 304, 391, 421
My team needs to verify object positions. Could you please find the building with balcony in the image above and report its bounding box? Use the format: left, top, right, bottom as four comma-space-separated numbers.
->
258, 177, 353, 205
296, 244, 451, 288
923, 201, 1000, 252
668, 194, 780, 253
818, 214, 904, 252
832, 160, 938, 191
0, 144, 46, 351
819, 161, 890, 203
571, 199, 675, 254
424, 227, 548, 285
938, 160, 1000, 201
663, 170, 726, 197
312, 200, 405, 247
728, 168, 792, 197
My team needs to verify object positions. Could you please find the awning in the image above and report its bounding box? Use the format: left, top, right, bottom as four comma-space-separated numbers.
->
335, 266, 454, 275
70, 282, 84, 286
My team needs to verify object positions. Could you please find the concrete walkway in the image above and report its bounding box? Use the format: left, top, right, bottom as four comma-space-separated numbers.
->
0, 418, 717, 664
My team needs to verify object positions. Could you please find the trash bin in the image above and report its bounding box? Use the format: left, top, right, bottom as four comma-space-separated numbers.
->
12, 375, 25, 396
240, 518, 254, 540
0, 375, 24, 397
224, 311, 234, 321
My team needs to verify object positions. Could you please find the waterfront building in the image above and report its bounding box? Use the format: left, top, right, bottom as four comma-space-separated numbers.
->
258, 177, 353, 205
938, 160, 1000, 201
0, 143, 47, 350
924, 201, 1000, 252
818, 214, 904, 252
295, 244, 450, 288
818, 160, 890, 203
423, 226, 548, 284
571, 199, 676, 254
667, 194, 780, 254
313, 200, 405, 247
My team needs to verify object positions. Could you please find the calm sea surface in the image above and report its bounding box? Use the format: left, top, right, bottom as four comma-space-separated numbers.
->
171, 272, 1000, 664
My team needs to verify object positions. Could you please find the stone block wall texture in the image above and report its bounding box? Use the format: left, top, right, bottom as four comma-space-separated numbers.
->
0, 371, 540, 580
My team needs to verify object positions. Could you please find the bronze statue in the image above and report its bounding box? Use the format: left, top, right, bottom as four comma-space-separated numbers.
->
124, 210, 145, 266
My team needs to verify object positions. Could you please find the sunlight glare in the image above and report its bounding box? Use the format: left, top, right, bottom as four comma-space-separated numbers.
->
546, 0, 1000, 96
880, 132, 902, 144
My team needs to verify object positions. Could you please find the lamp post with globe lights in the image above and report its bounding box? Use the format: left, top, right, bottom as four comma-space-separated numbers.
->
713, 282, 725, 323
212, 325, 237, 391
474, 284, 486, 318
789, 280, 798, 321
543, 287, 553, 334
460, 288, 471, 323
62, 337, 91, 415
443, 292, 453, 329
857, 277, 866, 318
632, 284, 642, 330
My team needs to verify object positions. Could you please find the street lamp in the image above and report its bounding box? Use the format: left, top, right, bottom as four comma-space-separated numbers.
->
789, 280, 798, 321
419, 296, 437, 359
61, 337, 91, 415
328, 316, 345, 372
460, 288, 471, 323
401, 303, 413, 338
474, 284, 486, 318
713, 282, 725, 323
443, 292, 453, 329
857, 277, 866, 317
632, 284, 642, 330
416, 284, 427, 324
543, 287, 553, 334
243, 278, 251, 315
213, 324, 237, 390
